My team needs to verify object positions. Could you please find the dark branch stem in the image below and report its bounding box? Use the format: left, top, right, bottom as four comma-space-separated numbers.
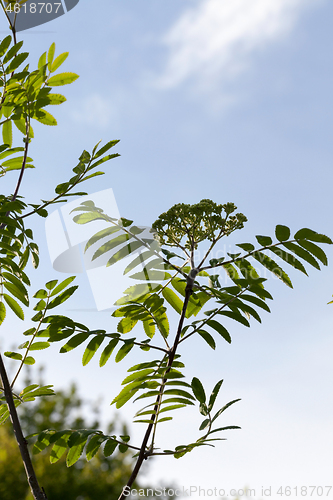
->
11, 118, 30, 202
117, 276, 194, 500
179, 285, 249, 343
0, 1, 17, 45
0, 353, 47, 499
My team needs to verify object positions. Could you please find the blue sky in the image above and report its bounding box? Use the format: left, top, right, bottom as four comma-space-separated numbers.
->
1, 1, 333, 498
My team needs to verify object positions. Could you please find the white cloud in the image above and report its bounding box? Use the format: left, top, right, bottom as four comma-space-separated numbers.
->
70, 93, 116, 128
156, 0, 317, 91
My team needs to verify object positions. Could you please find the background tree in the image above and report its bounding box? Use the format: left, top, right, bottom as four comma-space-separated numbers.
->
0, 369, 146, 500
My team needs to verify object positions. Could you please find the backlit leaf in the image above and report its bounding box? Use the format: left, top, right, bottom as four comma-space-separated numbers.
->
197, 329, 216, 349
162, 288, 183, 315
115, 340, 135, 363
99, 338, 119, 367
191, 377, 206, 403
208, 379, 223, 412
206, 320, 231, 343
50, 52, 69, 73
282, 242, 320, 270
3, 293, 24, 319
82, 335, 105, 366
48, 72, 79, 86
2, 120, 12, 147
252, 252, 292, 288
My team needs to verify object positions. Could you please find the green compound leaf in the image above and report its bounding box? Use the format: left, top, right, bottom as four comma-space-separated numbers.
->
107, 241, 144, 267
5, 52, 29, 73
92, 233, 131, 260
82, 335, 105, 366
191, 377, 206, 404
115, 340, 135, 363
29, 342, 50, 351
121, 368, 155, 385
255, 235, 272, 246
3, 281, 29, 306
50, 52, 69, 73
268, 246, 307, 275
297, 239, 328, 266
211, 399, 242, 424
94, 139, 120, 159
124, 250, 155, 275
197, 329, 216, 349
50, 434, 71, 463
294, 228, 332, 244
24, 356, 35, 365
236, 243, 255, 252
60, 333, 90, 353
66, 432, 93, 467
117, 317, 138, 334
162, 288, 183, 315
206, 320, 231, 344
38, 51, 46, 69
143, 318, 155, 338
49, 276, 76, 297
48, 72, 79, 86
99, 338, 119, 367
2, 120, 13, 147
112, 379, 154, 408
163, 388, 195, 400
47, 286, 78, 309
47, 42, 55, 69
208, 379, 224, 412
45, 280, 58, 290
50, 431, 72, 464
0, 36, 11, 57
103, 439, 118, 457
46, 93, 67, 105
0, 302, 6, 326
240, 294, 271, 312
3, 40, 23, 64
85, 226, 120, 252
4, 351, 22, 361
275, 225, 290, 241
85, 434, 108, 461
282, 242, 321, 270
252, 252, 292, 288
33, 430, 57, 455
3, 294, 24, 320
233, 300, 262, 323
217, 310, 250, 328
33, 109, 57, 126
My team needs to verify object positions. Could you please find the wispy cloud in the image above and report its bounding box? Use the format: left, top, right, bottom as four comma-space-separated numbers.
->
70, 93, 118, 129
156, 0, 317, 91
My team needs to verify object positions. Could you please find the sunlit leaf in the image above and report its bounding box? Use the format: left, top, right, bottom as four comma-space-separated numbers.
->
99, 338, 119, 367
82, 335, 105, 366
50, 52, 69, 73
3, 293, 24, 319
48, 72, 79, 86
2, 120, 12, 147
